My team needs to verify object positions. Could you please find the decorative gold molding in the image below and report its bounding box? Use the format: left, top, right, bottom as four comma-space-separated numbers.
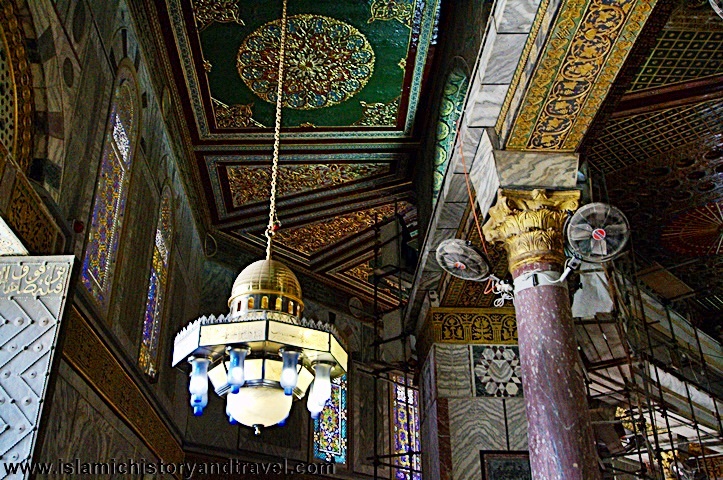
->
504, 0, 657, 151
192, 0, 244, 31
483, 189, 579, 273
418, 307, 518, 360
274, 202, 412, 255
0, 0, 35, 174
63, 306, 184, 465
212, 99, 264, 128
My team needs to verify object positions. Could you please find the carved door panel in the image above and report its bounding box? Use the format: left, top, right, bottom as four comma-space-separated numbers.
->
0, 256, 73, 478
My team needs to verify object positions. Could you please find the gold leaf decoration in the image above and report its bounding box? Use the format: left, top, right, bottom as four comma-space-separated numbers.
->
505, 0, 656, 151
228, 163, 390, 208
213, 99, 264, 128
483, 189, 580, 272
353, 97, 400, 127
274, 202, 413, 255
192, 0, 244, 31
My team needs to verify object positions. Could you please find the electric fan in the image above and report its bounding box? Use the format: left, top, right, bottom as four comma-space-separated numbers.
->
435, 239, 491, 281
565, 202, 631, 263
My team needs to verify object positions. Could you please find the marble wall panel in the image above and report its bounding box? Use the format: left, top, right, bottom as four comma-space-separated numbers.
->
470, 142, 501, 217
434, 344, 473, 398
353, 366, 391, 477
37, 375, 79, 463
494, 150, 579, 188
466, 84, 510, 128
480, 33, 529, 85
421, 400, 441, 480
449, 398, 507, 479
420, 347, 437, 420
37, 363, 163, 475
495, 0, 541, 33
505, 397, 529, 450
183, 393, 238, 452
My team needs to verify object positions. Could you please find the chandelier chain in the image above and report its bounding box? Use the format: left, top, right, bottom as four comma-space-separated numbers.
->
266, 0, 289, 260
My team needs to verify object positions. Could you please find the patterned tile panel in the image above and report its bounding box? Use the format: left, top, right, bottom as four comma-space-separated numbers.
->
473, 345, 523, 398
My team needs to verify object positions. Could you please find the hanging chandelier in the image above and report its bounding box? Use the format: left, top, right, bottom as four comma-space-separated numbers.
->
171, 0, 347, 434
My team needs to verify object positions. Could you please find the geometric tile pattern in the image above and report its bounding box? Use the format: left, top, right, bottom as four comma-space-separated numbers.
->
473, 346, 523, 397
629, 30, 723, 92
587, 99, 723, 172
0, 256, 73, 476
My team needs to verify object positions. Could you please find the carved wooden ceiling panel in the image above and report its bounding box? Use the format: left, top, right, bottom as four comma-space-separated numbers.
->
153, 0, 442, 309
585, 4, 723, 334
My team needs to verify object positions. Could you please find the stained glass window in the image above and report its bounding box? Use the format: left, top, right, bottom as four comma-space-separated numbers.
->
313, 374, 347, 464
81, 67, 139, 310
138, 187, 173, 380
392, 374, 421, 480
432, 68, 469, 205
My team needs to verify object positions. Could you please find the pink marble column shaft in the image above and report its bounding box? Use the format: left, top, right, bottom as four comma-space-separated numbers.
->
513, 262, 600, 480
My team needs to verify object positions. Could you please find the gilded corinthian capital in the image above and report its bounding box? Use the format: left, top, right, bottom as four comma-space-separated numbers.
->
482, 189, 579, 273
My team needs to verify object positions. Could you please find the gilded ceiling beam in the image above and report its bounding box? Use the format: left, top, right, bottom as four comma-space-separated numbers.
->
500, 0, 658, 151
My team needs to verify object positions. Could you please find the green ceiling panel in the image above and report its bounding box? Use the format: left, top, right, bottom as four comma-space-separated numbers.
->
199, 0, 427, 128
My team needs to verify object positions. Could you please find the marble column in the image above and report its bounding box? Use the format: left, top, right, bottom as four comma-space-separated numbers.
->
483, 189, 601, 480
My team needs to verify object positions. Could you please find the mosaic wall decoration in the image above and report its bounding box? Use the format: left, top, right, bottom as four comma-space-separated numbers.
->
227, 163, 390, 208
313, 374, 347, 464
480, 451, 531, 480
505, 0, 656, 151
81, 67, 139, 310
473, 346, 523, 397
139, 187, 173, 380
273, 201, 413, 255
587, 98, 723, 173
391, 374, 421, 480
433, 69, 468, 205
628, 30, 723, 92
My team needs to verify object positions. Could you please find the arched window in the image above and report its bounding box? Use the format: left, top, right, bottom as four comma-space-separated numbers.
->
392, 374, 421, 479
81, 65, 140, 310
138, 186, 173, 380
432, 68, 469, 205
313, 374, 347, 464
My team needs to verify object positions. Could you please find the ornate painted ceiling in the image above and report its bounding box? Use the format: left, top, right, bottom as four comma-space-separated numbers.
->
584, 2, 723, 336
154, 0, 441, 311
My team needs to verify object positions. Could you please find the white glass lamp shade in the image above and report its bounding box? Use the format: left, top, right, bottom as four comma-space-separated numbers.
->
306, 381, 325, 419
188, 357, 210, 415
311, 363, 332, 406
280, 350, 300, 395
227, 347, 248, 394
226, 386, 293, 427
